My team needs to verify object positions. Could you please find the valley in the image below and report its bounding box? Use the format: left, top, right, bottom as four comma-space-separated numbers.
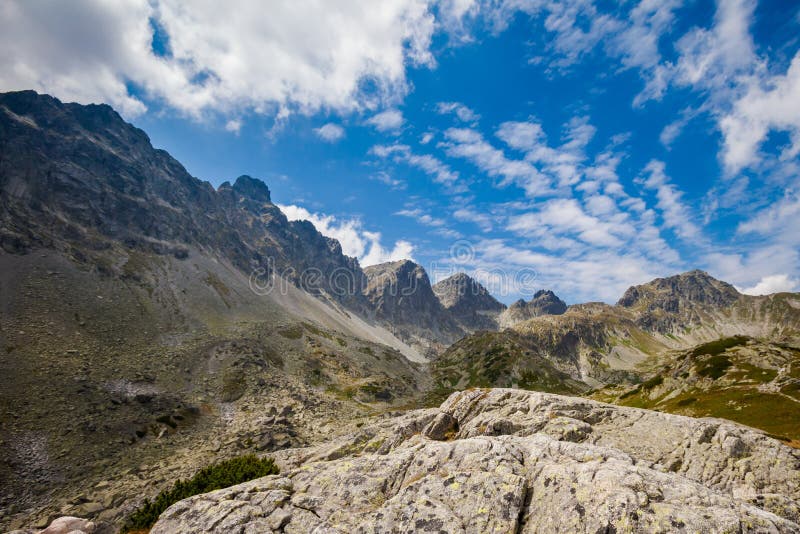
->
2, 91, 799, 532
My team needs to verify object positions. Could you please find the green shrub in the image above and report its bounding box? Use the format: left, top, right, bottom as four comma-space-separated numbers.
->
641, 375, 664, 390
689, 336, 749, 358
122, 455, 278, 532
619, 386, 641, 399
277, 325, 303, 339
696, 355, 733, 379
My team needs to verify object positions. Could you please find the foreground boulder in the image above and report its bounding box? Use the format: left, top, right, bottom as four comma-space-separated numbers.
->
152, 389, 800, 533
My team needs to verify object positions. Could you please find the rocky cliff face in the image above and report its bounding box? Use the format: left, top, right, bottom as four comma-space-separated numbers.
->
150, 388, 800, 533
363, 260, 465, 355
432, 272, 505, 330
0, 90, 371, 314
499, 289, 568, 327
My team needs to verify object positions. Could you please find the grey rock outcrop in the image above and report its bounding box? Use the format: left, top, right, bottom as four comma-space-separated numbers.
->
432, 272, 506, 330
152, 389, 800, 533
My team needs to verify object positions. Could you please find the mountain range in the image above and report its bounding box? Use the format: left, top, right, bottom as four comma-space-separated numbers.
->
2, 91, 799, 532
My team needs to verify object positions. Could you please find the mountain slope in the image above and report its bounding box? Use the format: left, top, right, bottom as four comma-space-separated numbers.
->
592, 336, 800, 444
0, 90, 436, 529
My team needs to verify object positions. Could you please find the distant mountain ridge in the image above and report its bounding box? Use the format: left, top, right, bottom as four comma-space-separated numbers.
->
363, 260, 465, 355
432, 269, 800, 403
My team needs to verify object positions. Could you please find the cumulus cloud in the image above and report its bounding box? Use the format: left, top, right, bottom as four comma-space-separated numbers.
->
365, 109, 404, 132
314, 123, 345, 142
278, 204, 414, 266
0, 0, 439, 119
720, 53, 800, 173
740, 274, 799, 296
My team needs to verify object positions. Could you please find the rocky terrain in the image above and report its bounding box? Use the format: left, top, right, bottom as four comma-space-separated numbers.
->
592, 336, 800, 445
0, 91, 431, 530
437, 271, 800, 387
3, 91, 800, 532
146, 389, 800, 532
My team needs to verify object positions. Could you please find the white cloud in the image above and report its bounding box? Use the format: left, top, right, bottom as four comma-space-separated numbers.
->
442, 127, 550, 196
370, 171, 406, 190
365, 109, 404, 132
436, 101, 480, 123
395, 208, 446, 227
495, 121, 544, 151
707, 245, 800, 296
278, 203, 414, 266
720, 52, 800, 173
452, 206, 493, 232
507, 198, 628, 249
608, 0, 682, 71
639, 160, 702, 242
225, 119, 242, 134
659, 116, 687, 148
0, 0, 439, 119
444, 238, 667, 304
505, 116, 595, 187
737, 191, 800, 244
370, 143, 460, 186
740, 274, 799, 296
420, 131, 434, 144
314, 123, 345, 142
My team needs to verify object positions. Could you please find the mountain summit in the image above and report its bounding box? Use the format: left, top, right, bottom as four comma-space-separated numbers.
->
363, 260, 465, 354
499, 289, 568, 327
432, 273, 505, 330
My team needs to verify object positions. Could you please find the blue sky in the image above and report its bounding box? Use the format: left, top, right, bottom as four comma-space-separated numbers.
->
2, 0, 800, 303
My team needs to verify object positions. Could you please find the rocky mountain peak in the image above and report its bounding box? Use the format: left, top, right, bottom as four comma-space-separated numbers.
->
617, 270, 740, 310
530, 289, 568, 314
616, 270, 742, 333
432, 273, 505, 331
363, 260, 433, 303
363, 260, 463, 354
232, 175, 271, 203
432, 273, 505, 312
499, 288, 567, 327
